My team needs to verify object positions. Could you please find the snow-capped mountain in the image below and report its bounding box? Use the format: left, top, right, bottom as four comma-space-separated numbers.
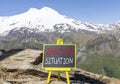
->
0, 7, 114, 36
0, 7, 119, 49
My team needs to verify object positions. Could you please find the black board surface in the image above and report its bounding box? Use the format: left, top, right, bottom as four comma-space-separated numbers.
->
43, 45, 76, 68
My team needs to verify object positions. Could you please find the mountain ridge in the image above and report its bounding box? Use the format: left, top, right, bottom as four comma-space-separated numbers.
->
0, 7, 114, 35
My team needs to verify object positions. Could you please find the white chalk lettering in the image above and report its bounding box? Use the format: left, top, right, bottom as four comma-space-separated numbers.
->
45, 57, 73, 65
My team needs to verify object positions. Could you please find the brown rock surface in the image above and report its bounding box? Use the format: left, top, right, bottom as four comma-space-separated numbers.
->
0, 49, 120, 84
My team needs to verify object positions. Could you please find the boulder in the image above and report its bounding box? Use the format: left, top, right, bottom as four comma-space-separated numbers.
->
32, 52, 43, 65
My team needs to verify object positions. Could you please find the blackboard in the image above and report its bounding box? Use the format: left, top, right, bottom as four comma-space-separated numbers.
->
43, 44, 76, 68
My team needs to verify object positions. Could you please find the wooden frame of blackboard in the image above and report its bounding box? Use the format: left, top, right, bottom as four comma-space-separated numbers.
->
42, 44, 76, 69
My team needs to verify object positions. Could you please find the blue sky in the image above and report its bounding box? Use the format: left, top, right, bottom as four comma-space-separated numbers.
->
0, 0, 120, 24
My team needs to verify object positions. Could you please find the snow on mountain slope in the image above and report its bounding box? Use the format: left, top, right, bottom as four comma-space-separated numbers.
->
0, 7, 113, 35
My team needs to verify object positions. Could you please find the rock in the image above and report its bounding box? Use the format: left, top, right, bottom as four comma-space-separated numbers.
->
23, 80, 67, 84
0, 79, 3, 84
0, 49, 120, 84
3, 81, 12, 84
32, 52, 43, 65
50, 80, 67, 84
23, 80, 46, 84
109, 78, 120, 84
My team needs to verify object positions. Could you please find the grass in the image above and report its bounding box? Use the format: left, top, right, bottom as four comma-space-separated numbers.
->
77, 53, 120, 79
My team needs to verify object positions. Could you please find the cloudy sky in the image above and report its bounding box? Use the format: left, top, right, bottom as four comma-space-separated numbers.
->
0, 0, 120, 24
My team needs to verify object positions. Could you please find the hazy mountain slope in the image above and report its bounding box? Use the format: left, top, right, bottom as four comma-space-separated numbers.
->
77, 34, 120, 78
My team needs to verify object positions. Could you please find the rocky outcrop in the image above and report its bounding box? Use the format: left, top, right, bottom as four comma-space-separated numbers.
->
31, 52, 43, 65
0, 49, 120, 84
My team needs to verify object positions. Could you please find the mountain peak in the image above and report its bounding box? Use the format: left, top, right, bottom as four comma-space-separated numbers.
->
28, 8, 39, 11
27, 7, 59, 15
41, 7, 54, 11
39, 7, 59, 14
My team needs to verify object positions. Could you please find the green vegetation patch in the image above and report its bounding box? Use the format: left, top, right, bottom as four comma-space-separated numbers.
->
77, 53, 120, 79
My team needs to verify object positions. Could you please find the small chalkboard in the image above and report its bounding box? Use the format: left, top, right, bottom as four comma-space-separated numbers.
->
43, 44, 76, 68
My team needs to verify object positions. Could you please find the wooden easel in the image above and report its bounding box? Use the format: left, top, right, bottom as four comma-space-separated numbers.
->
45, 38, 71, 84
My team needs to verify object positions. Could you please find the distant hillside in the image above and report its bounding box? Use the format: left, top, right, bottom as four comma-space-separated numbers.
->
77, 34, 120, 79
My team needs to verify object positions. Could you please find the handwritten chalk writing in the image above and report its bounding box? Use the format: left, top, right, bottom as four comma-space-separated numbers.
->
45, 48, 60, 56
45, 47, 74, 56
45, 57, 73, 65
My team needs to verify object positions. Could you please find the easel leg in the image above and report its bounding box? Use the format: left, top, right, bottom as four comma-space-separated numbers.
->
58, 71, 60, 81
47, 71, 52, 84
66, 71, 70, 84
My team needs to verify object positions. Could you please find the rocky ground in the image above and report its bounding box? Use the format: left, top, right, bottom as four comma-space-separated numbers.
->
0, 49, 120, 84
